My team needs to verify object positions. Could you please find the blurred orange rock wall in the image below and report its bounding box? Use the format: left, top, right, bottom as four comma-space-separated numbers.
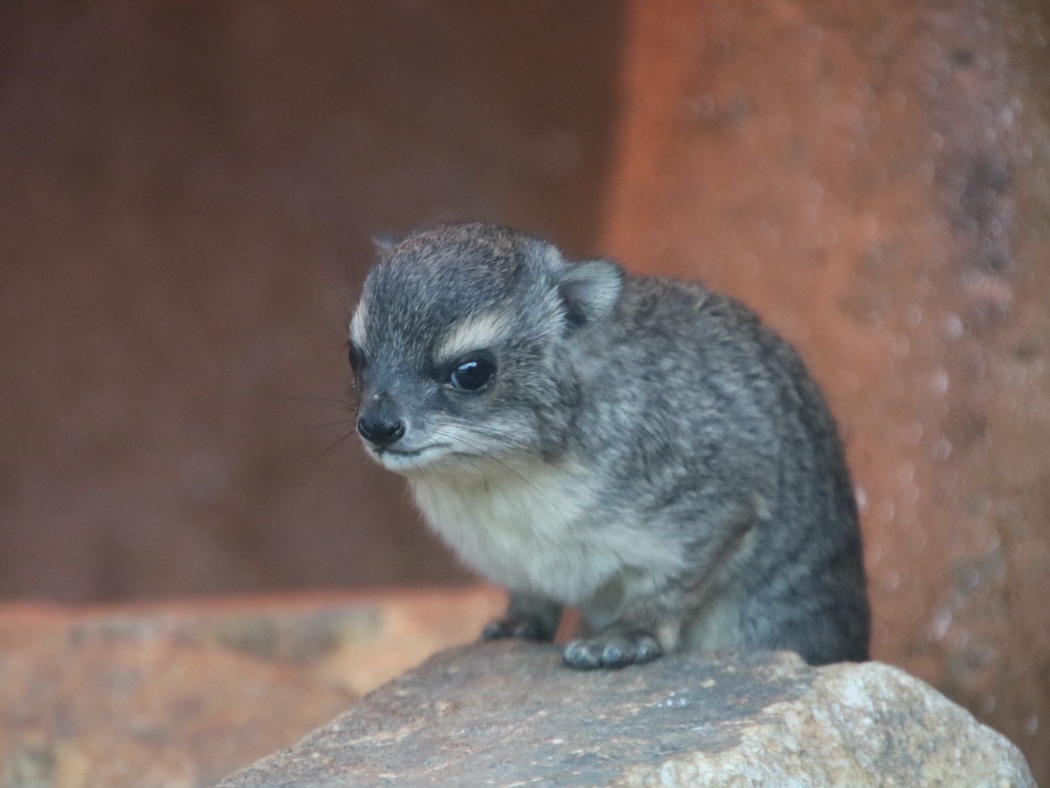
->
602, 0, 1050, 775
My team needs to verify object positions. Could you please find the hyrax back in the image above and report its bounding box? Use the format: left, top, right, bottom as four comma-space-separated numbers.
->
349, 222, 870, 669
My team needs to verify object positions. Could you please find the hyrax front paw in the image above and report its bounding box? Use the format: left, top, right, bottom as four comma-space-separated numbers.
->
563, 630, 663, 670
482, 593, 562, 642
482, 615, 555, 642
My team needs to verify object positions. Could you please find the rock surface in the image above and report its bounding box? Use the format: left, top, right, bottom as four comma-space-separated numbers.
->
220, 642, 1034, 787
0, 587, 504, 787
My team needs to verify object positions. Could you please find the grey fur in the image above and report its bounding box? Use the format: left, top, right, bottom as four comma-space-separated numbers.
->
349, 222, 870, 669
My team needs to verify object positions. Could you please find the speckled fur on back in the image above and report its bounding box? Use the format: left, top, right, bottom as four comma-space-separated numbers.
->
349, 222, 870, 669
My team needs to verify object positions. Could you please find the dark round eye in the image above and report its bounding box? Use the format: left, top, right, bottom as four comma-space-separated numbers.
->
447, 353, 496, 392
348, 342, 366, 374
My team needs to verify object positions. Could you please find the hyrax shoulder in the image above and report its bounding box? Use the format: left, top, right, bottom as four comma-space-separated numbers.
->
349, 222, 870, 669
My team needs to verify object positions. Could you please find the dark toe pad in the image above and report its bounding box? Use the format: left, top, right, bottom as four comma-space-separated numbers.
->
562, 631, 663, 670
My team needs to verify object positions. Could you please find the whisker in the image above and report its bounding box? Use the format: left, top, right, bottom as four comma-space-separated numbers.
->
309, 428, 362, 474
302, 418, 357, 433
284, 394, 355, 411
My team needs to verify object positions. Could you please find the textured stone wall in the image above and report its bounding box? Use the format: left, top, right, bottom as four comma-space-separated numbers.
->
601, 0, 1050, 776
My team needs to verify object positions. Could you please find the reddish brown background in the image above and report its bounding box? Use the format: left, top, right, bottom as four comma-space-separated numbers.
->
0, 1, 623, 599
1, 0, 1048, 779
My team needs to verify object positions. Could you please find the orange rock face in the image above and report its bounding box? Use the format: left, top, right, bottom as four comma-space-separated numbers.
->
602, 0, 1050, 778
0, 588, 504, 786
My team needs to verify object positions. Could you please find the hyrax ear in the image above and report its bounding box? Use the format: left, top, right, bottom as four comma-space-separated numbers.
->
557, 259, 623, 328
371, 233, 401, 253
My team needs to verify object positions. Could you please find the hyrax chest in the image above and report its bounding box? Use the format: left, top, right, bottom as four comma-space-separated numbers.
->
408, 462, 680, 606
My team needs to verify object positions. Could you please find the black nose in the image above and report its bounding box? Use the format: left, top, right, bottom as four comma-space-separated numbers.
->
357, 405, 406, 447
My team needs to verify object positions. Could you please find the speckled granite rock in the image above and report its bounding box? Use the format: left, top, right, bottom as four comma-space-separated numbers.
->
219, 642, 1034, 787
0, 587, 504, 787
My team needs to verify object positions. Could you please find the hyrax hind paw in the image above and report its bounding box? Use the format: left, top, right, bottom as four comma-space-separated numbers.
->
563, 631, 663, 670
482, 615, 555, 642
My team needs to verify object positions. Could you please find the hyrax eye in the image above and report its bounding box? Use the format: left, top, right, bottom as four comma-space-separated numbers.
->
446, 353, 496, 392
348, 342, 366, 373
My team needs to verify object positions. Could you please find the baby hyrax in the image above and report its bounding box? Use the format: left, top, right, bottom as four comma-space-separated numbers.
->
349, 222, 870, 669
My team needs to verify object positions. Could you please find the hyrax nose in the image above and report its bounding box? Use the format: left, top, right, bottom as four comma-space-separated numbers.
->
357, 397, 406, 447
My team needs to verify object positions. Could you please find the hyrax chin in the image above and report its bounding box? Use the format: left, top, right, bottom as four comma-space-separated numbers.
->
348, 221, 870, 670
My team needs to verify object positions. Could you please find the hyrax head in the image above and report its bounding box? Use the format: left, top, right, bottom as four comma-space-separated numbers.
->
349, 223, 622, 475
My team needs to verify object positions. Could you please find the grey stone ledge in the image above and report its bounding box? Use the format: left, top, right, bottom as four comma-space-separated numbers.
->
219, 641, 1034, 787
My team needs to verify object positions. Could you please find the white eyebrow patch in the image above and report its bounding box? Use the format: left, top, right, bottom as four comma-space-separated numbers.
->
349, 299, 368, 346
436, 311, 514, 362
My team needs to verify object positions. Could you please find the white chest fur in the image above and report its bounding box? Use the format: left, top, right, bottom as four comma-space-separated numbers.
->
408, 462, 681, 606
